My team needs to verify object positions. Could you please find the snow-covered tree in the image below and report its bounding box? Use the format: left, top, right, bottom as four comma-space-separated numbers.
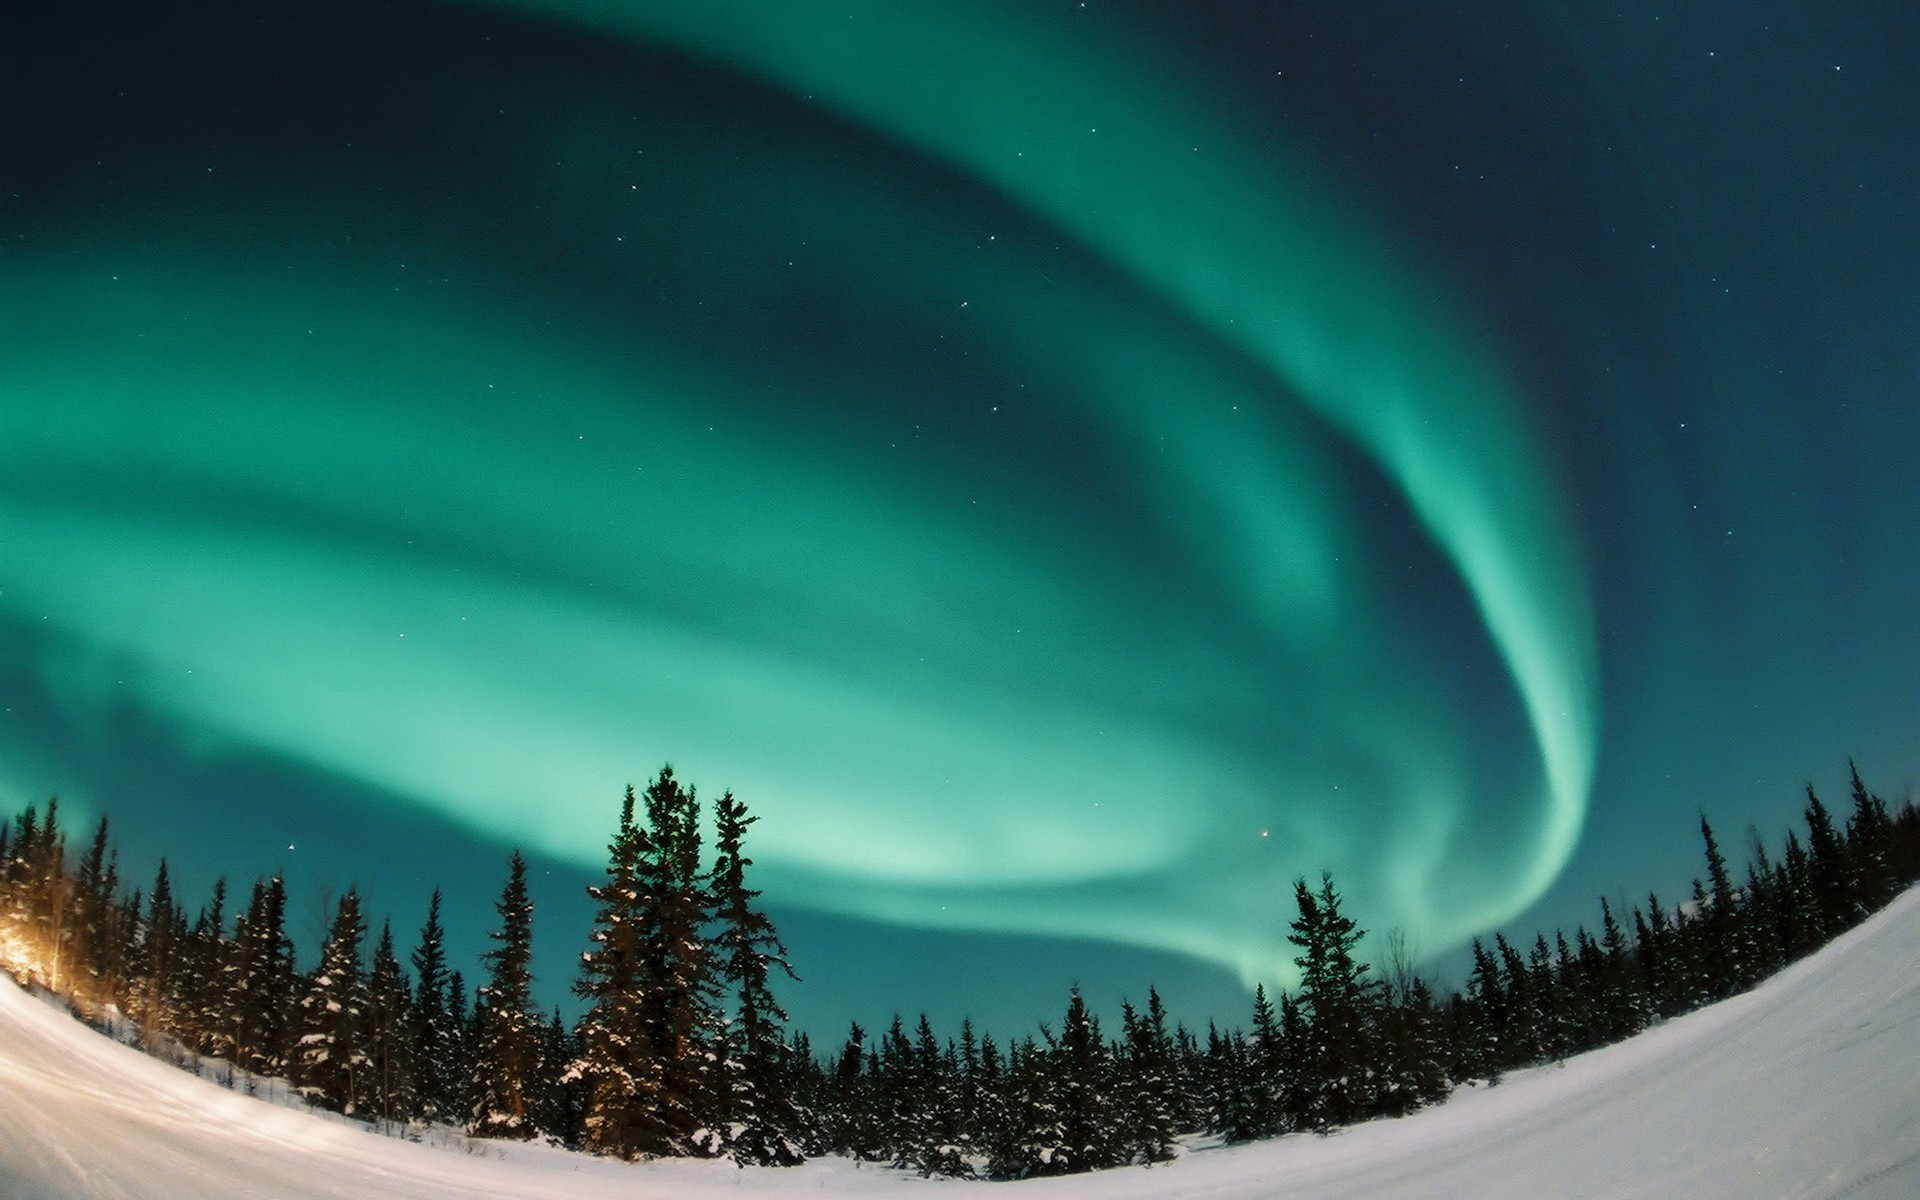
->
295, 888, 371, 1113
408, 888, 456, 1123
470, 851, 543, 1139
364, 921, 415, 1125
571, 784, 672, 1159
708, 790, 803, 1166
1288, 872, 1380, 1128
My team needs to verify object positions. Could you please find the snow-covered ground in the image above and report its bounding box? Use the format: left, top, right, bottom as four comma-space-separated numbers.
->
5, 889, 1919, 1199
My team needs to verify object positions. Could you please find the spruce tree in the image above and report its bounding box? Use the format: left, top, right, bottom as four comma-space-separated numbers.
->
1288, 872, 1379, 1127
910, 1014, 970, 1177
470, 851, 543, 1139
708, 790, 803, 1165
571, 784, 671, 1159
364, 921, 416, 1127
1118, 991, 1181, 1162
638, 766, 723, 1155
444, 970, 475, 1120
1698, 817, 1744, 997
295, 888, 371, 1113
1845, 761, 1895, 912
132, 860, 182, 1041
1047, 987, 1116, 1172
409, 889, 456, 1123
182, 878, 229, 1059
232, 876, 296, 1077
536, 1008, 584, 1146
1804, 786, 1853, 935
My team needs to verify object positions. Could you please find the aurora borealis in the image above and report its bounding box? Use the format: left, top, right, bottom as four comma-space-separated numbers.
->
4, 2, 1916, 1033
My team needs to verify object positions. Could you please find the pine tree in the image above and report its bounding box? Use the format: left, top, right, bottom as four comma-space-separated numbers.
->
536, 1008, 584, 1146
1698, 817, 1743, 998
444, 970, 475, 1120
1048, 987, 1116, 1172
364, 921, 416, 1127
409, 888, 456, 1124
909, 1014, 970, 1177
295, 888, 371, 1113
571, 784, 671, 1159
637, 767, 723, 1155
1597, 898, 1641, 1039
708, 790, 803, 1165
232, 876, 297, 1077
1118, 990, 1181, 1162
71, 817, 122, 1010
1804, 786, 1853, 936
1845, 761, 1896, 913
987, 1035, 1064, 1179
131, 860, 183, 1042
1288, 872, 1379, 1127
824, 1021, 879, 1159
180, 878, 229, 1059
471, 851, 543, 1139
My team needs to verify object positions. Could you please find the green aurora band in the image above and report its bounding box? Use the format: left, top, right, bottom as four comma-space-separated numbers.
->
0, 1, 1597, 988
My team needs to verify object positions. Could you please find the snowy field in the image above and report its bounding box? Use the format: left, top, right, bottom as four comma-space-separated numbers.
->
4, 889, 1918, 1199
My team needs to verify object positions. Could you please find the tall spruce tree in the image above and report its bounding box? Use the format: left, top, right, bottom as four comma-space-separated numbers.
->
708, 789, 803, 1165
232, 876, 296, 1077
1846, 762, 1896, 911
471, 851, 543, 1139
1803, 786, 1852, 935
637, 766, 723, 1155
364, 922, 416, 1125
409, 889, 456, 1123
1118, 990, 1182, 1162
1698, 817, 1744, 997
1288, 872, 1379, 1128
571, 784, 671, 1159
295, 888, 371, 1113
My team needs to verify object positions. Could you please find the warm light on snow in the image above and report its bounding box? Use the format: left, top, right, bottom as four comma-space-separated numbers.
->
4, 891, 1919, 1198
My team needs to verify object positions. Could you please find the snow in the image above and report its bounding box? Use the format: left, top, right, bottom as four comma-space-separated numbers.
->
5, 889, 1920, 1199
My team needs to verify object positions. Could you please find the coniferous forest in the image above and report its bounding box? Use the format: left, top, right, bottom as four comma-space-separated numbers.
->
2, 762, 1917, 1180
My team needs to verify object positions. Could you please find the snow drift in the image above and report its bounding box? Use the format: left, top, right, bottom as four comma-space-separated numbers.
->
5, 888, 1919, 1199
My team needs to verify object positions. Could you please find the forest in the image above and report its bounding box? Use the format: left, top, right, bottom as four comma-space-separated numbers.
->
2, 761, 1916, 1180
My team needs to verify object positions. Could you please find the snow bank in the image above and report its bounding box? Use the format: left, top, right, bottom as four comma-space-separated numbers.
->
5, 889, 1919, 1199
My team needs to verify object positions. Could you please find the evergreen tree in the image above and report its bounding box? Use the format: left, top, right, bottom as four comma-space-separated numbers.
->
571, 784, 671, 1159
364, 921, 416, 1127
232, 876, 297, 1077
986, 1035, 1065, 1179
295, 888, 371, 1113
131, 860, 183, 1042
409, 888, 456, 1123
536, 1008, 584, 1146
71, 817, 122, 1010
1232, 985, 1283, 1140
1117, 989, 1181, 1162
1778, 833, 1820, 959
637, 766, 723, 1155
708, 790, 803, 1165
909, 1014, 970, 1177
1597, 898, 1641, 1039
824, 1021, 879, 1159
1803, 786, 1852, 936
1047, 987, 1117, 1172
471, 851, 543, 1139
180, 878, 229, 1059
444, 970, 475, 1120
1845, 761, 1896, 912
1288, 872, 1379, 1127
1698, 817, 1744, 997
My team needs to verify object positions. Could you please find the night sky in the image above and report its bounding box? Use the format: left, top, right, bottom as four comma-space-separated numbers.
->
3, 2, 1916, 1040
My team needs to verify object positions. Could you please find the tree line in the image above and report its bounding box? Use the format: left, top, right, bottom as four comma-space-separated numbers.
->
1, 760, 1916, 1179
